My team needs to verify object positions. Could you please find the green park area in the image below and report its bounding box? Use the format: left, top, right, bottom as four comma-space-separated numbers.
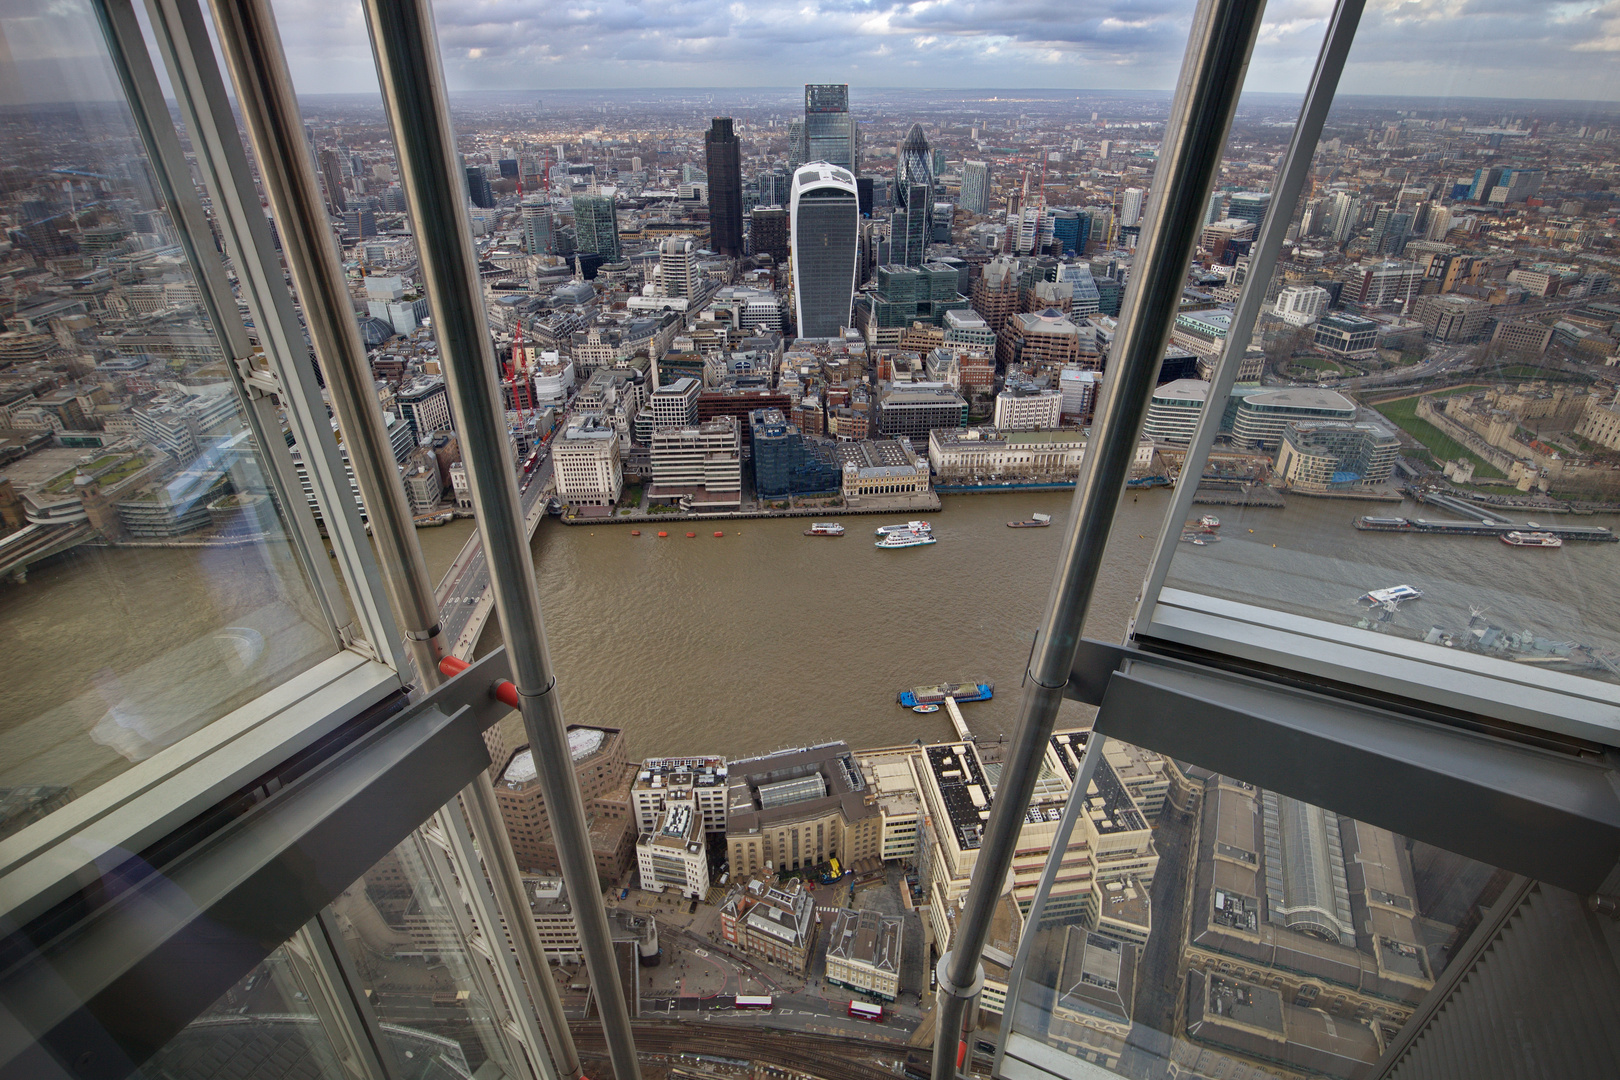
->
1373, 393, 1506, 479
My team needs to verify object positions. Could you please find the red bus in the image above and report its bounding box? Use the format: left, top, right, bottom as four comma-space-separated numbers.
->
734, 995, 773, 1010
848, 1001, 884, 1022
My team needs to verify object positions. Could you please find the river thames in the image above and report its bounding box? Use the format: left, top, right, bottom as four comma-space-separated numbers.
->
4, 487, 1617, 798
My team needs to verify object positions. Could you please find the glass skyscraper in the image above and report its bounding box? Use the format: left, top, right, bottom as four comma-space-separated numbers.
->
790, 162, 860, 338
897, 123, 934, 239
571, 193, 620, 258
961, 160, 991, 215
804, 84, 857, 170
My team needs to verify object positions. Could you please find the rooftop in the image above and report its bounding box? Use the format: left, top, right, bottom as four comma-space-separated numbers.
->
924, 742, 994, 852
825, 908, 903, 973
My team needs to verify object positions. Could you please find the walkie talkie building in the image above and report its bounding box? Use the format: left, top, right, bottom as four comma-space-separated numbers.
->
790, 162, 860, 339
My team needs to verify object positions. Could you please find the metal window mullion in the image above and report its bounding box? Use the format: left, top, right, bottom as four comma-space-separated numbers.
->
357, 2, 642, 1078
1133, 0, 1369, 629
90, 0, 351, 649
990, 734, 1109, 1080
931, 1, 1267, 1077
138, 0, 404, 669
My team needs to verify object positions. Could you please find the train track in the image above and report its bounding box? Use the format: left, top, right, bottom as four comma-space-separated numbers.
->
568, 1021, 904, 1080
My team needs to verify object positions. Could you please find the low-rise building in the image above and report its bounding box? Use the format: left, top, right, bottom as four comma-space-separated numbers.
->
1276, 421, 1401, 490
928, 428, 1091, 483
992, 386, 1063, 431
1412, 294, 1490, 343
1143, 379, 1209, 444
725, 742, 882, 877
1575, 390, 1620, 451
648, 415, 741, 511
1314, 313, 1380, 357
554, 414, 623, 509
1231, 388, 1357, 450
718, 877, 816, 974
1273, 285, 1329, 328
636, 801, 710, 900
824, 908, 903, 1001
631, 757, 728, 836
834, 438, 931, 502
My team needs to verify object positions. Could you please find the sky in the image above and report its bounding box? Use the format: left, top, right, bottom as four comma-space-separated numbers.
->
2, 0, 1620, 106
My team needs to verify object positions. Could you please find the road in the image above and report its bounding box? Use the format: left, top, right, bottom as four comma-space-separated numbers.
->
433, 448, 554, 660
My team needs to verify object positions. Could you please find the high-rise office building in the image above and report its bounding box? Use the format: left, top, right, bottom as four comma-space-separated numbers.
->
572, 193, 620, 258
891, 183, 930, 268
804, 84, 857, 170
705, 118, 743, 257
1120, 187, 1144, 228
521, 199, 553, 255
961, 161, 990, 215
654, 236, 701, 301
897, 123, 933, 237
749, 206, 789, 264
1227, 190, 1271, 225
790, 162, 860, 339
464, 165, 493, 209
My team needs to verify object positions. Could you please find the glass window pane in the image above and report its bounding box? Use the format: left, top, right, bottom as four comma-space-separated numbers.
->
1157, 5, 1620, 696
999, 736, 1521, 1080
137, 945, 359, 1080
335, 825, 537, 1080
0, 0, 337, 824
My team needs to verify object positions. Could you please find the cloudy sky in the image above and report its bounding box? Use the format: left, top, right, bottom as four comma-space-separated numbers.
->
261, 0, 1620, 101
2, 0, 1619, 106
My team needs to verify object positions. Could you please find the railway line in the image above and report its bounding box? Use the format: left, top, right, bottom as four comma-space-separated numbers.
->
568, 1021, 905, 1080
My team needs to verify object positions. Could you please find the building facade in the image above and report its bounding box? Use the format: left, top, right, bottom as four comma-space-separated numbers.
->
824, 908, 903, 1001
636, 802, 710, 900
553, 414, 623, 508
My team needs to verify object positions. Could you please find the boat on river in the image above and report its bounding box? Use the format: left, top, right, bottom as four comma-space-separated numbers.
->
1501, 531, 1563, 549
1361, 584, 1423, 605
805, 523, 845, 536
899, 679, 995, 707
1007, 513, 1052, 529
875, 520, 932, 536
875, 530, 936, 549
912, 704, 940, 714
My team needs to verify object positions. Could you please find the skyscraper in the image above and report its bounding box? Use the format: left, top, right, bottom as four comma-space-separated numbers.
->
1227, 190, 1271, 226
897, 124, 934, 238
890, 183, 929, 268
521, 200, 553, 255
1120, 187, 1144, 228
749, 207, 789, 264
790, 162, 860, 339
572, 193, 620, 258
961, 161, 991, 215
705, 118, 744, 257
465, 165, 493, 209
804, 85, 857, 170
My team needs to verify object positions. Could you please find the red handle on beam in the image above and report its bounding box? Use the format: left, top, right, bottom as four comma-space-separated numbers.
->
440, 655, 521, 709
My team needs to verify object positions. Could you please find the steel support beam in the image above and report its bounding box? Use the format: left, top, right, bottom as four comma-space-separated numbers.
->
930, 3, 1266, 1078
355, 2, 642, 1078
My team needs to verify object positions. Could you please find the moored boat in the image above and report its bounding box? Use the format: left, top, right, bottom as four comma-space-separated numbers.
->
1501, 530, 1563, 548
912, 704, 940, 714
875, 520, 932, 536
898, 679, 995, 707
804, 522, 845, 536
1007, 512, 1052, 529
1199, 514, 1221, 528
